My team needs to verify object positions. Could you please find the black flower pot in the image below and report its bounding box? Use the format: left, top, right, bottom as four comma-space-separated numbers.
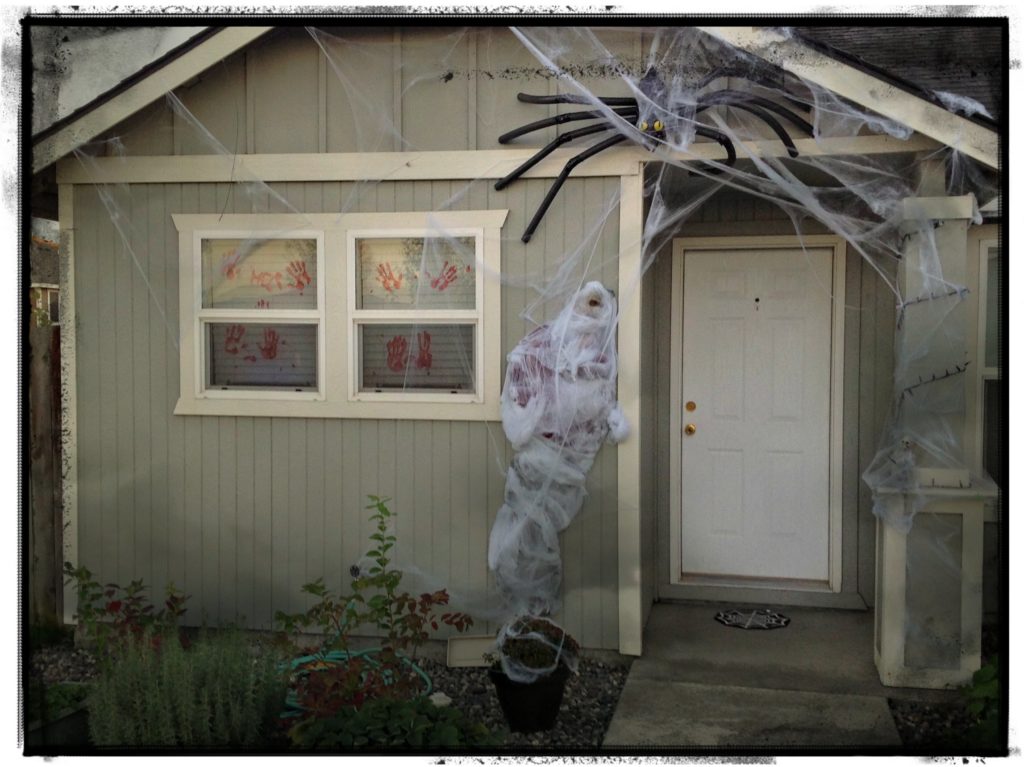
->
488, 664, 570, 733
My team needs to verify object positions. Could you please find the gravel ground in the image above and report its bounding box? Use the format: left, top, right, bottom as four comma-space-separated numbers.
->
417, 656, 631, 749
885, 626, 1000, 751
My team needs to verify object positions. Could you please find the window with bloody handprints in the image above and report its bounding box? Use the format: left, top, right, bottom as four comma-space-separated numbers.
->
376, 262, 403, 295
224, 324, 247, 355
428, 261, 458, 291
386, 335, 409, 372
251, 268, 284, 293
415, 331, 432, 369
286, 260, 312, 294
221, 248, 242, 280
258, 328, 280, 360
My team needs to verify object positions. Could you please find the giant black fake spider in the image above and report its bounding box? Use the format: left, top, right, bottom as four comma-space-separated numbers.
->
494, 68, 815, 243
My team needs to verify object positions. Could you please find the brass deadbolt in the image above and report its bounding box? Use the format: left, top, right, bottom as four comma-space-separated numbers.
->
685, 401, 697, 412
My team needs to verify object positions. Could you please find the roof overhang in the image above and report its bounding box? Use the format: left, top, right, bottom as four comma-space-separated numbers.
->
697, 26, 1000, 171
32, 26, 275, 175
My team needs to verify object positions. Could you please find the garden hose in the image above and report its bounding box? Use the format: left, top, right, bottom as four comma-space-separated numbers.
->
280, 605, 434, 717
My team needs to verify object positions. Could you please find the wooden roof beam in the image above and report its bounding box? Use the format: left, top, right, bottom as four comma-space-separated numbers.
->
696, 27, 999, 171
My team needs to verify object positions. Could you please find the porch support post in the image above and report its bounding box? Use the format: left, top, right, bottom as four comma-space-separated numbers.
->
873, 192, 996, 688
617, 170, 644, 657
58, 183, 78, 625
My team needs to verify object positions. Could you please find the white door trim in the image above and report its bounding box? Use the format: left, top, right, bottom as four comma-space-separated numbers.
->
669, 235, 847, 594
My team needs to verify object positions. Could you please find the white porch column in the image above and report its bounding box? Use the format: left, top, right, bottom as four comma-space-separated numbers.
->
872, 193, 997, 689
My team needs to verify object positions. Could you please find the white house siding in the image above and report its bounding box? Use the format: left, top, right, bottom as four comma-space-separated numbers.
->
640, 188, 897, 608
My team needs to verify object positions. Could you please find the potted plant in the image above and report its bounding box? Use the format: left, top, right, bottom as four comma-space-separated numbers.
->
487, 615, 579, 733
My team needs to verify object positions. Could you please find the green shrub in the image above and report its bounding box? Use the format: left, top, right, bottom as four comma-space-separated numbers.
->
26, 680, 90, 725
963, 654, 1002, 749
289, 696, 500, 750
87, 629, 287, 749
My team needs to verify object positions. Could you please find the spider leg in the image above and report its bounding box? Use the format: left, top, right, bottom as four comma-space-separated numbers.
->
697, 101, 800, 157
517, 92, 639, 107
701, 90, 815, 136
499, 106, 637, 144
521, 134, 626, 243
495, 123, 621, 191
692, 125, 737, 173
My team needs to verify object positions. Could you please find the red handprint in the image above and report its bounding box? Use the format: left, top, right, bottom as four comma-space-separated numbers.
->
224, 324, 246, 355
376, 262, 403, 294
251, 268, 284, 293
258, 328, 280, 360
415, 331, 432, 369
286, 260, 312, 294
429, 261, 458, 291
221, 248, 242, 280
386, 335, 409, 372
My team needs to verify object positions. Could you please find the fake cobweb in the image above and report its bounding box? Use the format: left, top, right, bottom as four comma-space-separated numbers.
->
55, 25, 1000, 659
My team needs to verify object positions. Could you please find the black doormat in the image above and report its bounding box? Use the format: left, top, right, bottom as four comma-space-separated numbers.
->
714, 608, 790, 630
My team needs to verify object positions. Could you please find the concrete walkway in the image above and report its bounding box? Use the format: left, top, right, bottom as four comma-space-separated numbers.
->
603, 602, 957, 749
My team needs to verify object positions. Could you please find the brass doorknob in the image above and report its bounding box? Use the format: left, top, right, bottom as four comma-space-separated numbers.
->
684, 423, 697, 436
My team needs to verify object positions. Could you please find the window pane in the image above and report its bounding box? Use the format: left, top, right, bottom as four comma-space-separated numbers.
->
983, 378, 1005, 490
355, 236, 476, 310
202, 238, 317, 310
985, 246, 1002, 368
359, 324, 474, 392
207, 322, 317, 389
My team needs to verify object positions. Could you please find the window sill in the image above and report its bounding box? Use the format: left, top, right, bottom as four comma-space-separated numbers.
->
173, 395, 500, 421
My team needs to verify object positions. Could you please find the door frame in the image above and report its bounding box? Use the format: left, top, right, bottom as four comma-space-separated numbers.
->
668, 235, 847, 595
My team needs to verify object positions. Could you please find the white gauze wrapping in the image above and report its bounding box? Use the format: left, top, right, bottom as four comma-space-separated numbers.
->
488, 281, 628, 616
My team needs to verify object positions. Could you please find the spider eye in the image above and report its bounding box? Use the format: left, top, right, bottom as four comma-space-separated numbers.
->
653, 120, 664, 132
639, 120, 649, 131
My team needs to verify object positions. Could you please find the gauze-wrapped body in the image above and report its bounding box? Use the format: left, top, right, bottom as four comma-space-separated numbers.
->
488, 282, 628, 616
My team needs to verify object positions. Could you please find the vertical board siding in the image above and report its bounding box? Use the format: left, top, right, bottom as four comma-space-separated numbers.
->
77, 50, 625, 648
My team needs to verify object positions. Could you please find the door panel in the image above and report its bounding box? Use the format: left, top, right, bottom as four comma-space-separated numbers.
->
680, 247, 834, 582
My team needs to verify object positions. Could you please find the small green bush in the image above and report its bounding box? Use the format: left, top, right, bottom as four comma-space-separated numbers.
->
963, 654, 1002, 749
26, 680, 90, 725
289, 696, 500, 750
87, 629, 287, 749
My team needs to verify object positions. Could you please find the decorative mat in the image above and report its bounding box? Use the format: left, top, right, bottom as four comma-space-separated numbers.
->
714, 608, 791, 630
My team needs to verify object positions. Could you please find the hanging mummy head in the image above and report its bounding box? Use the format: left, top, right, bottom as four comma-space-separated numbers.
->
572, 281, 617, 323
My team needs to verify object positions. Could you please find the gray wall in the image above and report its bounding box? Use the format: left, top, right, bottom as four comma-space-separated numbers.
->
640, 187, 897, 609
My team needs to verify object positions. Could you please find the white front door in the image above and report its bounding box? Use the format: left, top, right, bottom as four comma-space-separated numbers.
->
679, 246, 835, 585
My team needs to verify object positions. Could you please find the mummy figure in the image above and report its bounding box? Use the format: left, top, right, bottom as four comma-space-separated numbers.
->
488, 281, 629, 616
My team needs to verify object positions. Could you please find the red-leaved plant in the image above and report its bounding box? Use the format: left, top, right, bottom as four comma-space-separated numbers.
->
63, 563, 190, 663
277, 496, 473, 728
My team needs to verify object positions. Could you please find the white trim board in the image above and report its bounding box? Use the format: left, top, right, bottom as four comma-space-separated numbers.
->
55, 134, 941, 185
33, 27, 275, 174
697, 27, 998, 170
617, 173, 645, 657
668, 235, 847, 597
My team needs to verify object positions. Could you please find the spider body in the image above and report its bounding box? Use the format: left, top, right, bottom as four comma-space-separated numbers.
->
495, 67, 814, 242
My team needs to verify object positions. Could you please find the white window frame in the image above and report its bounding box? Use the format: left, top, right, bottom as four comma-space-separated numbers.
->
347, 226, 486, 405
172, 210, 507, 421
191, 228, 326, 402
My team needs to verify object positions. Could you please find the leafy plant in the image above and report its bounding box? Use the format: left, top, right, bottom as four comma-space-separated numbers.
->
276, 496, 473, 708
490, 615, 580, 674
26, 680, 90, 725
288, 696, 500, 750
63, 563, 189, 662
87, 628, 287, 749
962, 654, 1001, 749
